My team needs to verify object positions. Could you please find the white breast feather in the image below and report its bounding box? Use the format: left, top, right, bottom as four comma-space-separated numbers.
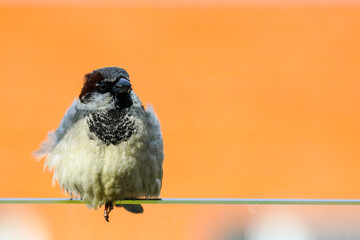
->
35, 100, 164, 208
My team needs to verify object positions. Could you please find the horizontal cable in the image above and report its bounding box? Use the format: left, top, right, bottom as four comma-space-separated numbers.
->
1, 198, 360, 205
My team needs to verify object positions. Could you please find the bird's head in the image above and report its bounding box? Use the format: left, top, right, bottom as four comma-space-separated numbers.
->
78, 67, 138, 111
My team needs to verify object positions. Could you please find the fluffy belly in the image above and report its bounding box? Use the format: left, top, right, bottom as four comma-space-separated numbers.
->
47, 119, 161, 208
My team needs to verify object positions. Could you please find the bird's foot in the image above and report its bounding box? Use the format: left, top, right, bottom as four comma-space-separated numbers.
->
145, 196, 161, 200
104, 202, 114, 222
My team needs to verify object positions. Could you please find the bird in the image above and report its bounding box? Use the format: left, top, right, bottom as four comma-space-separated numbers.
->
34, 67, 164, 222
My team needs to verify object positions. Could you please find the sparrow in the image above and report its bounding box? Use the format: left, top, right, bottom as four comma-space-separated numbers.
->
34, 67, 164, 222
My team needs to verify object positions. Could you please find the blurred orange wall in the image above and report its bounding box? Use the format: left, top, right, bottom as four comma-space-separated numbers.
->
0, 6, 360, 240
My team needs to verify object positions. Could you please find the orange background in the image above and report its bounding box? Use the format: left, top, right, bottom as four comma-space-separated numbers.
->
1, 3, 360, 240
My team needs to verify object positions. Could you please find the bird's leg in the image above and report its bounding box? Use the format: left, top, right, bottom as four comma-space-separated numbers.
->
104, 202, 114, 222
68, 192, 73, 200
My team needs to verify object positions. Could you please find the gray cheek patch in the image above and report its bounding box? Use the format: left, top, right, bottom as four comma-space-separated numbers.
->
87, 108, 136, 145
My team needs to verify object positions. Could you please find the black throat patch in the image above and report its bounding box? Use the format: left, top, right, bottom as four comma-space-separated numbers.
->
87, 108, 136, 145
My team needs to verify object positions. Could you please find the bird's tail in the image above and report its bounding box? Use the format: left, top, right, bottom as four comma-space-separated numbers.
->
115, 204, 144, 214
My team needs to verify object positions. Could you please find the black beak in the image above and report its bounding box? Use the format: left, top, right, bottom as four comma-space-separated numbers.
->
115, 78, 132, 93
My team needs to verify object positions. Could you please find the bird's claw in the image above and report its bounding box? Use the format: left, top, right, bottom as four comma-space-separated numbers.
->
104, 202, 114, 222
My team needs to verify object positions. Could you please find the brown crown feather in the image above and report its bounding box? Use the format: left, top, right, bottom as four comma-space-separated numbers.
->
79, 72, 104, 102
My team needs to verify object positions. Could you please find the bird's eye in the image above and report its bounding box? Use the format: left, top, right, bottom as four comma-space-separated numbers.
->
98, 83, 108, 91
